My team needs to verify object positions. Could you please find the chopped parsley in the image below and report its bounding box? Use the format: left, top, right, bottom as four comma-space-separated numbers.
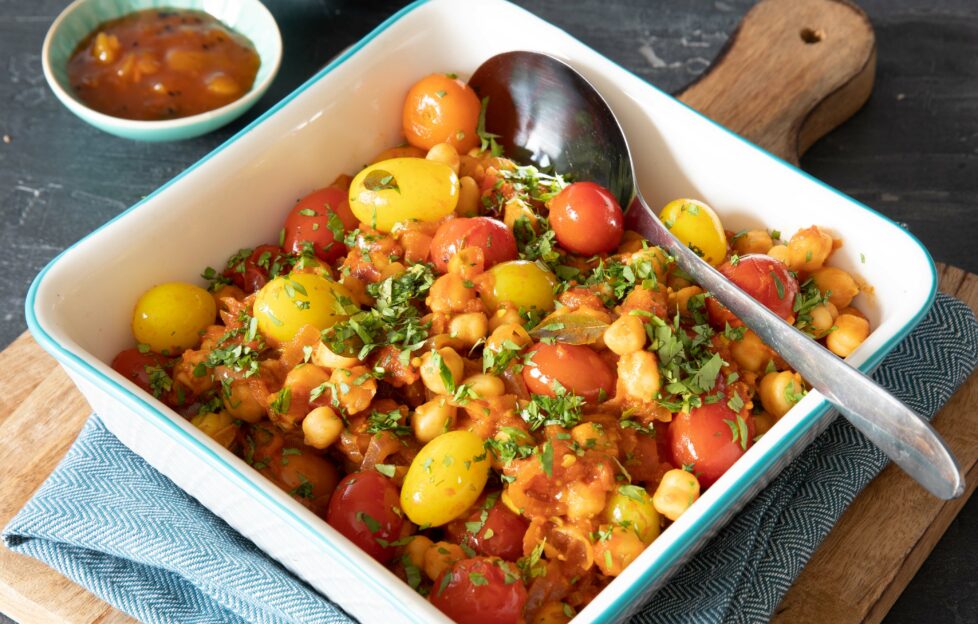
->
520, 384, 585, 430
366, 408, 410, 437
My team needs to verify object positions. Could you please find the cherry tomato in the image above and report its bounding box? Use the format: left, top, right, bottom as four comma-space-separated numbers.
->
480, 260, 556, 313
283, 186, 358, 264
253, 273, 355, 345
131, 282, 216, 353
430, 217, 518, 273
445, 494, 529, 561
706, 254, 799, 329
326, 471, 405, 563
349, 158, 459, 233
522, 341, 615, 403
223, 244, 289, 294
659, 199, 727, 266
401, 431, 491, 527
430, 557, 528, 624
111, 348, 169, 395
403, 73, 481, 153
248, 424, 340, 517
548, 182, 624, 256
669, 401, 755, 488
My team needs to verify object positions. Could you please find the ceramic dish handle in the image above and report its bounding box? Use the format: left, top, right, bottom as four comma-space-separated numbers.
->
628, 200, 965, 500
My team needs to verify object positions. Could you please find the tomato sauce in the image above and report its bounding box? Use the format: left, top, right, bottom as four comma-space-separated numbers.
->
67, 9, 260, 121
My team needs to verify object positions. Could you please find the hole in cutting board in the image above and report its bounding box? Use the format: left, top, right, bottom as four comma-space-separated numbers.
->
800, 27, 824, 44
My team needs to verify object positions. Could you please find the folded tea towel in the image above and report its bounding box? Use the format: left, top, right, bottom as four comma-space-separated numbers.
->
5, 292, 977, 624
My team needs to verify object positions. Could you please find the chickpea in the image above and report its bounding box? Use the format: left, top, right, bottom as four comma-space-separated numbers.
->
807, 301, 838, 338
423, 541, 465, 581
419, 347, 464, 395
532, 602, 573, 624
652, 468, 701, 521
826, 313, 870, 357
222, 380, 265, 423
404, 535, 434, 570
729, 329, 772, 371
302, 406, 344, 449
603, 314, 647, 356
486, 323, 532, 352
673, 286, 704, 318
461, 373, 505, 398
566, 481, 607, 521
447, 246, 485, 278
426, 143, 460, 174
617, 231, 647, 254
449, 312, 489, 347
733, 229, 774, 255
412, 397, 457, 442
767, 244, 789, 265
753, 412, 775, 437
787, 226, 834, 272
811, 266, 859, 309
759, 370, 805, 418
456, 175, 480, 217
593, 526, 645, 576
571, 421, 609, 450
459, 155, 484, 180
617, 350, 661, 402
488, 306, 522, 331
191, 411, 238, 448
427, 273, 478, 314
329, 366, 376, 415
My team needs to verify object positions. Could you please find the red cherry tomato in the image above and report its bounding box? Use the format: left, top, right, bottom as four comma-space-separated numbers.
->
706, 254, 799, 328
248, 424, 340, 517
326, 471, 405, 563
111, 348, 169, 395
283, 187, 359, 264
223, 244, 289, 294
522, 341, 615, 403
429, 217, 518, 274
548, 182, 624, 256
669, 401, 755, 488
429, 557, 528, 624
445, 495, 529, 561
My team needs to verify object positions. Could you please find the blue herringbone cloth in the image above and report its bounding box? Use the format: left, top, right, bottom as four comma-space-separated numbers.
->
4, 293, 977, 624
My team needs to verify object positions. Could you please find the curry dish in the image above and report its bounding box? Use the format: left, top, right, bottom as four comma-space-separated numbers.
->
111, 70, 869, 623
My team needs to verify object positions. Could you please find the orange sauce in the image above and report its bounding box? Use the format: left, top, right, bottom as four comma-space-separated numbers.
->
67, 8, 260, 121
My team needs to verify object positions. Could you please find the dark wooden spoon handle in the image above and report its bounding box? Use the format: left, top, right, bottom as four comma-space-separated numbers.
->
677, 0, 876, 165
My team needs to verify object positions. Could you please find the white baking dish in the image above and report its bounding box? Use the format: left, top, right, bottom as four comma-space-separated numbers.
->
26, 0, 937, 621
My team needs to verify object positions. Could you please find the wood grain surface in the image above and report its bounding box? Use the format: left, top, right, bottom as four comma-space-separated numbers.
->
1, 0, 976, 623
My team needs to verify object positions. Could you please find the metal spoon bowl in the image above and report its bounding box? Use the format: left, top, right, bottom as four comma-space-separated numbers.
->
469, 51, 964, 500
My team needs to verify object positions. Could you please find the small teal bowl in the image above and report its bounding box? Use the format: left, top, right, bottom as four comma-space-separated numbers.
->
42, 0, 282, 141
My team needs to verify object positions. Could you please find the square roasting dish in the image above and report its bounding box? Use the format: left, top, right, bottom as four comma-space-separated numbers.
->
27, 0, 937, 621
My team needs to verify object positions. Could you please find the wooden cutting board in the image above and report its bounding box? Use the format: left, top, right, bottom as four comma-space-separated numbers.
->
1, 0, 975, 622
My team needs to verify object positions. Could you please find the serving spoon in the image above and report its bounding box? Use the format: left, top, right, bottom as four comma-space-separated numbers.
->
469, 51, 964, 500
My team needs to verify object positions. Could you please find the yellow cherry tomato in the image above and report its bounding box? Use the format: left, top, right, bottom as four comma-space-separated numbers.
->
132, 282, 216, 353
659, 198, 727, 266
253, 272, 355, 345
348, 157, 459, 233
603, 485, 661, 544
400, 430, 490, 526
481, 260, 557, 313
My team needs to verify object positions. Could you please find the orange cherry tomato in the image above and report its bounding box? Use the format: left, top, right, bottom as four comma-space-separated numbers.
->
283, 186, 359, 263
402, 73, 480, 153
669, 402, 755, 488
430, 557, 527, 624
430, 217, 518, 273
706, 254, 799, 328
522, 341, 615, 402
548, 181, 624, 256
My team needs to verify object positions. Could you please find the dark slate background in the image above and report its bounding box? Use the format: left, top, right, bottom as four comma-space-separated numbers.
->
1, 1, 976, 622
